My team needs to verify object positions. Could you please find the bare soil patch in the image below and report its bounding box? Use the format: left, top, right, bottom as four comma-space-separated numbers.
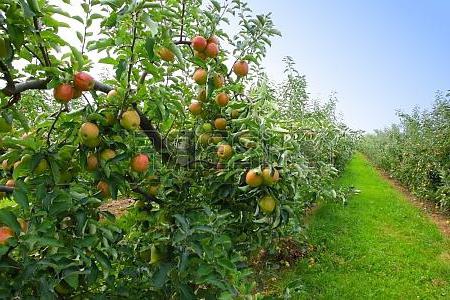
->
100, 198, 134, 217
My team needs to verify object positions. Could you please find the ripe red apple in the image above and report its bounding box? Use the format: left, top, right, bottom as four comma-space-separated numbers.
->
73, 72, 94, 91
189, 101, 203, 115
86, 154, 98, 171
205, 42, 219, 58
97, 181, 110, 198
215, 92, 229, 107
120, 110, 140, 130
131, 153, 149, 173
0, 226, 14, 245
233, 60, 249, 77
193, 69, 207, 85
191, 36, 207, 51
54, 83, 74, 103
157, 47, 175, 62
79, 122, 99, 140
214, 118, 227, 130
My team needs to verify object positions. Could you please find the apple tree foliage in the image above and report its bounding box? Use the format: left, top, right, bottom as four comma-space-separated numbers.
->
361, 92, 450, 209
0, 0, 358, 298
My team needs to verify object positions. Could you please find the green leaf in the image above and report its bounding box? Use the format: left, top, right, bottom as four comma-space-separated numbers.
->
153, 263, 171, 288
115, 59, 126, 80
89, 13, 103, 20
7, 24, 25, 49
26, 0, 41, 14
64, 273, 79, 289
76, 31, 84, 43
81, 3, 90, 13
173, 214, 189, 232
70, 46, 85, 70
12, 181, 29, 209
13, 159, 30, 180
144, 37, 155, 61
49, 158, 61, 183
10, 107, 30, 132
0, 209, 21, 234
25, 236, 64, 248
99, 57, 116, 65
141, 14, 158, 36
18, 0, 36, 17
211, 0, 221, 11
168, 42, 185, 69
71, 15, 84, 23
94, 250, 111, 271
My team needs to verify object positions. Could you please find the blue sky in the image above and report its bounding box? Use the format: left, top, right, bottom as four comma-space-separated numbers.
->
246, 0, 450, 132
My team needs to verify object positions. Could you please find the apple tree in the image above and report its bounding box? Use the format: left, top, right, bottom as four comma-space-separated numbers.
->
0, 0, 357, 298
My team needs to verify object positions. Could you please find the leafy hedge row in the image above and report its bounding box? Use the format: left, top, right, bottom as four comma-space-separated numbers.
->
360, 92, 450, 208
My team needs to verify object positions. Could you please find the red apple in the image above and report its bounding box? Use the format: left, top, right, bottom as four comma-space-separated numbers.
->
191, 36, 207, 52
54, 84, 74, 103
130, 153, 149, 173
233, 60, 249, 77
73, 72, 94, 91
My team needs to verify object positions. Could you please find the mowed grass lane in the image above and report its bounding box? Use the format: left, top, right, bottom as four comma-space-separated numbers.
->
277, 153, 450, 299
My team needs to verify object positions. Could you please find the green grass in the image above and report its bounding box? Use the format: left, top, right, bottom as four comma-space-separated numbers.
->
277, 152, 450, 299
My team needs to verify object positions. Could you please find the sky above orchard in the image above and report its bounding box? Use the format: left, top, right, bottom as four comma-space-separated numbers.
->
247, 0, 450, 132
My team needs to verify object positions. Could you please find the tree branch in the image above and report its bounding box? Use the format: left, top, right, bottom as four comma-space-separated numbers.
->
0, 77, 173, 163
174, 40, 191, 46
132, 187, 161, 204
0, 60, 14, 90
1, 78, 49, 96
80, 0, 92, 56
138, 71, 148, 86
132, 102, 172, 163
179, 0, 186, 42
23, 44, 46, 66
93, 81, 112, 93
183, 160, 216, 168
47, 104, 64, 146
0, 185, 14, 193
123, 13, 139, 107
33, 17, 51, 66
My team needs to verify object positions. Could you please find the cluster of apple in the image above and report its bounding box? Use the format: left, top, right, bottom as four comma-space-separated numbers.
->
245, 167, 280, 213
77, 101, 151, 197
185, 35, 279, 214
53, 72, 95, 103
187, 35, 249, 160
0, 151, 28, 245
1, 154, 49, 199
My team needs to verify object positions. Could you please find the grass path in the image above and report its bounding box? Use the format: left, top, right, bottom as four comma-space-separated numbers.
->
278, 153, 450, 299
